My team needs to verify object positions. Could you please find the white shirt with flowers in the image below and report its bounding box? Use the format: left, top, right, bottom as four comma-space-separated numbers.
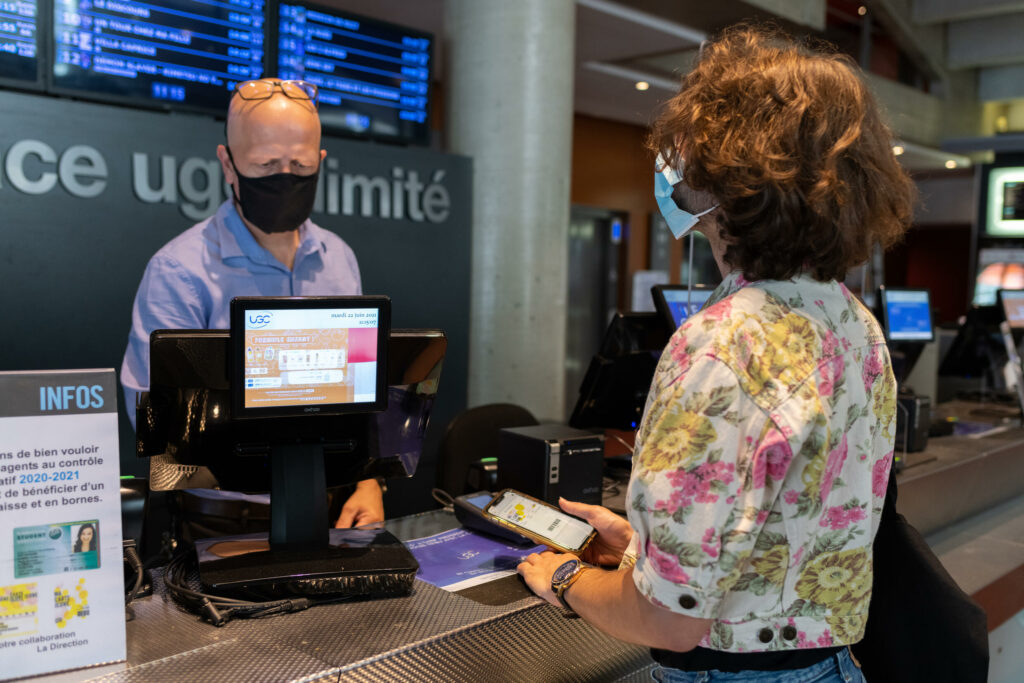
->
623, 271, 895, 652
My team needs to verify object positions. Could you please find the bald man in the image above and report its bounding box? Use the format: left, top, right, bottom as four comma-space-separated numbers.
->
121, 79, 383, 530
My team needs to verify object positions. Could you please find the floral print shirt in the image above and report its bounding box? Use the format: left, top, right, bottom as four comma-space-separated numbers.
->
623, 271, 895, 652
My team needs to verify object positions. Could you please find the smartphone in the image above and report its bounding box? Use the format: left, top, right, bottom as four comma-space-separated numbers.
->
483, 489, 597, 554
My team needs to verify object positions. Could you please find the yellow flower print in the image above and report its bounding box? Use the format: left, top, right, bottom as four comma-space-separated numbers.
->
765, 314, 818, 390
826, 614, 867, 643
637, 408, 717, 471
794, 548, 871, 612
872, 374, 896, 435
749, 544, 789, 586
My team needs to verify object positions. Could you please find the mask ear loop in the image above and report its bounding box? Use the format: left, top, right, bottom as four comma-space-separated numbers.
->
687, 231, 695, 316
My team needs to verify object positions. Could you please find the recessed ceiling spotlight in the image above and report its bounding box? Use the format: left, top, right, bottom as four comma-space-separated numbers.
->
945, 160, 957, 169
858, 6, 867, 16
635, 81, 650, 91
892, 145, 905, 156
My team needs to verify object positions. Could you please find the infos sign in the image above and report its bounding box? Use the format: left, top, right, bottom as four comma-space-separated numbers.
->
0, 369, 126, 679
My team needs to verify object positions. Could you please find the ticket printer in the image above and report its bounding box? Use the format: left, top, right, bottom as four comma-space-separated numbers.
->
497, 425, 605, 505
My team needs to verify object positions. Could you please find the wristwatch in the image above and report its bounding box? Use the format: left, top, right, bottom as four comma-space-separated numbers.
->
551, 558, 588, 612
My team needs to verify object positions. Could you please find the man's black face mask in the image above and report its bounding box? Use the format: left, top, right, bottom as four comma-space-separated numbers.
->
226, 146, 320, 234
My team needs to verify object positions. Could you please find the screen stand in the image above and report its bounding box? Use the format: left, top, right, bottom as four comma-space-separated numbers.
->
192, 443, 418, 601
269, 442, 329, 549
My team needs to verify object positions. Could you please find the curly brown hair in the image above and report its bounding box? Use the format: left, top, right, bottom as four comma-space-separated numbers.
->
648, 25, 915, 282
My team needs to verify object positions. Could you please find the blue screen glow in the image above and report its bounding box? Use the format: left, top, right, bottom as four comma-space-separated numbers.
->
0, 1, 38, 82
885, 289, 932, 341
662, 288, 713, 328
278, 2, 431, 144
52, 0, 265, 111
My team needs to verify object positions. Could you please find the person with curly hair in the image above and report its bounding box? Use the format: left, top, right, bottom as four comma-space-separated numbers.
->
518, 25, 914, 681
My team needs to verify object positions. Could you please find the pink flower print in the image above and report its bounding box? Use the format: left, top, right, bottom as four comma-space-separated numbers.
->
873, 452, 893, 498
791, 546, 804, 567
751, 427, 792, 489
701, 527, 720, 559
841, 338, 851, 351
796, 630, 814, 649
821, 329, 838, 356
818, 355, 845, 398
783, 490, 800, 505
820, 505, 867, 530
820, 434, 848, 502
862, 347, 884, 391
817, 630, 833, 647
665, 461, 736, 511
667, 337, 692, 373
702, 299, 733, 323
645, 538, 691, 584
755, 509, 769, 525
735, 274, 751, 287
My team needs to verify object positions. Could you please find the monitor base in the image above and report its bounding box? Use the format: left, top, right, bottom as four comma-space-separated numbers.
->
194, 527, 418, 601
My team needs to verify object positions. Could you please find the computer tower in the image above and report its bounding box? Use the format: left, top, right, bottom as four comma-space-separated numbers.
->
497, 425, 605, 505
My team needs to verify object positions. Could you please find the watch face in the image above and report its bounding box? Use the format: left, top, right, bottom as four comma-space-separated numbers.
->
552, 559, 581, 585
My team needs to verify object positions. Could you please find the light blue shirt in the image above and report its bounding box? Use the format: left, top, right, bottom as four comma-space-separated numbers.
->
121, 200, 361, 428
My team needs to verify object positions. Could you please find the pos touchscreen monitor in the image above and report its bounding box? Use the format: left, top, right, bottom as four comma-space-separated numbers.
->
651, 284, 714, 330
879, 287, 934, 342
230, 296, 389, 420
999, 289, 1024, 330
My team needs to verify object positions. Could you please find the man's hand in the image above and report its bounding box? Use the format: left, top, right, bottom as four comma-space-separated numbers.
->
517, 550, 576, 607
334, 478, 384, 528
558, 498, 633, 567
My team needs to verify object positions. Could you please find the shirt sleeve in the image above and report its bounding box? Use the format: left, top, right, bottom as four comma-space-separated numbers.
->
628, 355, 790, 619
120, 254, 206, 430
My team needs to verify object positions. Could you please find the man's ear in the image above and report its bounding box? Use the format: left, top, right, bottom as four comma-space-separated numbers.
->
216, 144, 236, 185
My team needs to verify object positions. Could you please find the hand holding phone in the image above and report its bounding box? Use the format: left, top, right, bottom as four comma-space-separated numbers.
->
484, 489, 597, 554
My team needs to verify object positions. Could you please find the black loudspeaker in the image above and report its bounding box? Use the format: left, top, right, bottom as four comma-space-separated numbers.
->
497, 425, 605, 505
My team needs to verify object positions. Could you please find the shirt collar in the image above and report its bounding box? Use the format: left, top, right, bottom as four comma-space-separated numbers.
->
706, 269, 840, 309
215, 200, 324, 267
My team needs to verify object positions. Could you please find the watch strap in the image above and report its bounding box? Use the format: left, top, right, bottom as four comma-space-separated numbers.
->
555, 565, 588, 612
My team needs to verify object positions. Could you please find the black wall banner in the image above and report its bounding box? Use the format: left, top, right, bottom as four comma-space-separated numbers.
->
0, 90, 472, 515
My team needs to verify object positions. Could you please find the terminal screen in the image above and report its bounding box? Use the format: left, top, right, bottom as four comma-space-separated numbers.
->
1004, 181, 1024, 221
52, 0, 265, 111
0, 1, 38, 83
277, 2, 431, 144
662, 288, 713, 327
1002, 290, 1024, 329
242, 306, 379, 409
884, 289, 933, 341
985, 166, 1024, 237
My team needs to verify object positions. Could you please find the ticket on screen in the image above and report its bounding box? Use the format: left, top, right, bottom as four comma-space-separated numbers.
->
12, 521, 100, 579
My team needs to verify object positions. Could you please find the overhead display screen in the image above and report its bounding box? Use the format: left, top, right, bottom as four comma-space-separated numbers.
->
0, 1, 39, 83
983, 166, 1024, 237
277, 2, 432, 144
52, 0, 265, 111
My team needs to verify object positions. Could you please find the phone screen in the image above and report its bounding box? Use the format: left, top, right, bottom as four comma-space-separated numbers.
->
488, 491, 594, 551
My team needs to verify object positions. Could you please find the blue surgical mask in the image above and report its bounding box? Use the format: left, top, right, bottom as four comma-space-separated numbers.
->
654, 154, 718, 239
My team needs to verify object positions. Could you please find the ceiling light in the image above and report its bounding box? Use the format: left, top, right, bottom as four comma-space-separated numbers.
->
892, 145, 904, 156
945, 160, 957, 169
858, 6, 867, 16
635, 81, 650, 91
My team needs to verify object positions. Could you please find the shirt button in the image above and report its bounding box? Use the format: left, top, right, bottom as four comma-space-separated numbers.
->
678, 595, 697, 610
758, 628, 774, 643
782, 625, 797, 641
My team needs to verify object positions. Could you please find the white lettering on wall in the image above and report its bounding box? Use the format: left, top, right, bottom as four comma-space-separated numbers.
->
0, 138, 453, 223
